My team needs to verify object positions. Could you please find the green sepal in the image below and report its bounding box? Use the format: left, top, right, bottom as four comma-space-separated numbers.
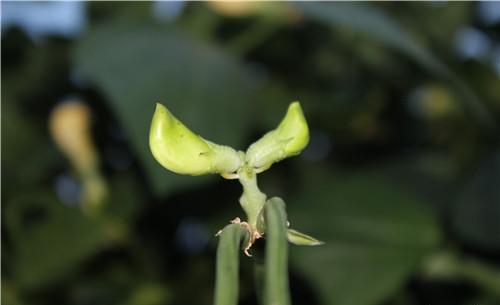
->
287, 228, 324, 246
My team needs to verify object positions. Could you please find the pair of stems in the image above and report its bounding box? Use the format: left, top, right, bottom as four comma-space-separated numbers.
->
214, 198, 290, 305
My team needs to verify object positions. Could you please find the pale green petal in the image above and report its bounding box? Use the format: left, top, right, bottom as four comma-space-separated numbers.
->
149, 103, 242, 176
246, 101, 309, 171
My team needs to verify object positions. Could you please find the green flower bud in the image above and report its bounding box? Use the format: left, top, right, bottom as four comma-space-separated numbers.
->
150, 103, 243, 176
246, 101, 309, 171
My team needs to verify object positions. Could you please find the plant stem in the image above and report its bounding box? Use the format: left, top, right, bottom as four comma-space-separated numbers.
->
253, 247, 266, 305
264, 198, 291, 305
422, 249, 500, 299
214, 224, 246, 305
238, 166, 266, 229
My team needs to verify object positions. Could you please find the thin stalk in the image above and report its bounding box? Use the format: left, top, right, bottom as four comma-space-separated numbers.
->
253, 246, 265, 305
422, 249, 500, 298
238, 166, 266, 229
214, 224, 246, 305
264, 198, 291, 305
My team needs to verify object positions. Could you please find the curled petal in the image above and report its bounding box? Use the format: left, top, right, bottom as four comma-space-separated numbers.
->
149, 103, 243, 176
246, 101, 309, 171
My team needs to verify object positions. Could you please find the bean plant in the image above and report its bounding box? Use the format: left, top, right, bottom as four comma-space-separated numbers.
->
149, 101, 323, 305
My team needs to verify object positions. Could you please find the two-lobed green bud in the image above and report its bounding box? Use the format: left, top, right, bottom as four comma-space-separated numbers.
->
149, 101, 309, 177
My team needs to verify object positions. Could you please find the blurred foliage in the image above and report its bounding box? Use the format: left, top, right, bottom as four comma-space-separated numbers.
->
74, 20, 258, 194
5, 191, 106, 289
452, 152, 500, 251
289, 168, 441, 305
2, 2, 500, 305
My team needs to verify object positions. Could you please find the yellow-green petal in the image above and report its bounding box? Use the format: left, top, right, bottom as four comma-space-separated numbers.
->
149, 103, 242, 176
246, 101, 309, 171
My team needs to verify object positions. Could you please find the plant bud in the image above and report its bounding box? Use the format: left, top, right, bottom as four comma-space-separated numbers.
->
246, 101, 309, 171
49, 99, 107, 213
49, 100, 97, 175
149, 103, 243, 176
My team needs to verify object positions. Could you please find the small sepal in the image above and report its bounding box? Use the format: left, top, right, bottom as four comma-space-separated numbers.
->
287, 228, 324, 246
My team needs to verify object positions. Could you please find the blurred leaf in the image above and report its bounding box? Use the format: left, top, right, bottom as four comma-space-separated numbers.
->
5, 191, 106, 289
125, 282, 172, 305
1, 282, 23, 305
295, 2, 496, 131
104, 173, 143, 226
1, 100, 60, 196
452, 152, 500, 251
74, 21, 257, 195
289, 168, 441, 305
295, 2, 443, 72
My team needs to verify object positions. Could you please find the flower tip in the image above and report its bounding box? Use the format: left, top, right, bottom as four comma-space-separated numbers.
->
289, 100, 301, 109
154, 102, 168, 115
152, 103, 176, 130
287, 100, 305, 117
245, 100, 309, 171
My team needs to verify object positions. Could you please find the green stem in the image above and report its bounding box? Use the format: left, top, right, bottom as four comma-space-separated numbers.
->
461, 258, 500, 298
264, 198, 291, 305
214, 224, 246, 305
422, 249, 500, 298
253, 247, 266, 305
238, 166, 266, 229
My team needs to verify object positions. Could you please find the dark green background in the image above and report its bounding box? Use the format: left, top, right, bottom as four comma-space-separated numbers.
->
2, 2, 500, 305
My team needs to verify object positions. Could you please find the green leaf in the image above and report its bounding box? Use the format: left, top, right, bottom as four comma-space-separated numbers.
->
289, 169, 441, 305
1, 101, 60, 196
452, 152, 500, 250
5, 191, 106, 289
1, 281, 23, 305
214, 224, 246, 305
295, 3, 441, 71
264, 197, 291, 305
74, 21, 257, 195
295, 2, 495, 131
287, 229, 324, 246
